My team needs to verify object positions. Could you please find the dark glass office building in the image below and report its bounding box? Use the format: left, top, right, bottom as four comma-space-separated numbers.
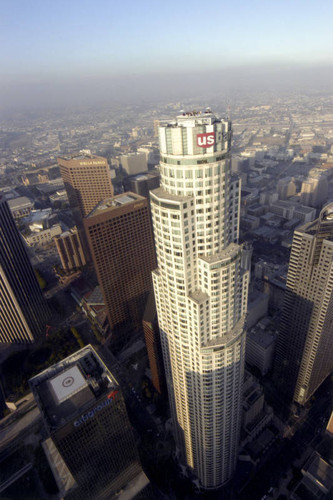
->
30, 345, 151, 499
0, 195, 49, 343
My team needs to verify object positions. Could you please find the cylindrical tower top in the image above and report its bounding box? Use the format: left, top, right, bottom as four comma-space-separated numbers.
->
159, 110, 231, 157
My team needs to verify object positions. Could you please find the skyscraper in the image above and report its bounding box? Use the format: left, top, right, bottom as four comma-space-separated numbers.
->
57, 152, 113, 225
275, 204, 333, 408
151, 110, 249, 489
29, 345, 151, 499
0, 195, 50, 343
300, 169, 328, 208
84, 193, 156, 348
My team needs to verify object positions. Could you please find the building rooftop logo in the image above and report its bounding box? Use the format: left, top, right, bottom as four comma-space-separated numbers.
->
62, 376, 74, 388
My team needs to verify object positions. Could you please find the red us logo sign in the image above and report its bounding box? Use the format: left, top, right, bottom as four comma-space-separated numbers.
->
197, 132, 215, 147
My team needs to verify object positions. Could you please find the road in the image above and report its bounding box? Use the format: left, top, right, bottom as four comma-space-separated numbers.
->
0, 406, 41, 460
0, 463, 32, 493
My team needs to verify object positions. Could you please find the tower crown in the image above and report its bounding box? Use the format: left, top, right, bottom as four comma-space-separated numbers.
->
159, 110, 231, 157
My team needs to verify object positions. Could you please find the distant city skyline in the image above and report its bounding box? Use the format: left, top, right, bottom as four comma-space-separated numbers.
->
1, 0, 332, 109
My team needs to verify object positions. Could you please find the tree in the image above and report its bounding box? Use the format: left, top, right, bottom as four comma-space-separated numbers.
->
70, 327, 85, 348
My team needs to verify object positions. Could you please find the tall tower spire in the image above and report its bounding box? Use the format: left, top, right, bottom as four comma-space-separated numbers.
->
151, 110, 249, 489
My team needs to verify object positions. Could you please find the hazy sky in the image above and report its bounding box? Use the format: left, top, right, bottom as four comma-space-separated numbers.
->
1, 0, 333, 108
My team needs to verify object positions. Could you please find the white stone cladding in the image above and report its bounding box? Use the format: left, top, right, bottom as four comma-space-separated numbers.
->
151, 112, 249, 489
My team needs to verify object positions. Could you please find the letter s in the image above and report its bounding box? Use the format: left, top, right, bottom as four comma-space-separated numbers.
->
207, 134, 215, 145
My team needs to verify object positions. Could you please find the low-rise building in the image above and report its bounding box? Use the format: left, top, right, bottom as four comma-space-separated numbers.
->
270, 200, 295, 220
293, 204, 316, 223
241, 214, 260, 231
246, 320, 276, 375
246, 292, 269, 330
54, 228, 86, 272
7, 196, 34, 218
241, 371, 274, 448
24, 224, 62, 246
291, 452, 333, 500
70, 280, 109, 337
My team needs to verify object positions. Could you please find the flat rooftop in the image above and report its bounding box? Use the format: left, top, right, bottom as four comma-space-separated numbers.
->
200, 242, 241, 265
248, 328, 275, 348
294, 205, 316, 214
87, 192, 146, 218
29, 345, 118, 433
150, 187, 190, 204
302, 452, 333, 493
121, 152, 146, 158
57, 153, 106, 162
7, 196, 33, 210
161, 109, 226, 127
128, 170, 160, 181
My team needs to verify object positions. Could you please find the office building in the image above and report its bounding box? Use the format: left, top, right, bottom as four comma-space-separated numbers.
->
137, 146, 160, 168
151, 110, 249, 489
55, 228, 86, 273
241, 371, 273, 447
57, 152, 113, 225
29, 345, 151, 500
121, 153, 148, 176
123, 170, 160, 200
275, 204, 333, 407
246, 324, 275, 376
0, 196, 50, 343
7, 196, 34, 219
84, 193, 156, 348
277, 177, 297, 200
300, 169, 328, 208
142, 292, 165, 394
154, 120, 160, 137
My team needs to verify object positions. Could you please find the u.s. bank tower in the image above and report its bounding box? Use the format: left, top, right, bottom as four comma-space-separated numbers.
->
150, 110, 249, 489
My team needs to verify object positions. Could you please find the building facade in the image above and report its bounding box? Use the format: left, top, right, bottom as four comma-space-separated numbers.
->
84, 193, 156, 348
121, 152, 148, 176
54, 228, 86, 272
150, 110, 249, 489
275, 204, 333, 407
7, 196, 34, 219
142, 292, 165, 394
57, 153, 113, 225
29, 345, 150, 499
123, 170, 160, 200
0, 196, 49, 343
24, 223, 62, 247
300, 170, 328, 209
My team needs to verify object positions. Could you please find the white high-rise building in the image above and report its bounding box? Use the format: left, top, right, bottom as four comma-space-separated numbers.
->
151, 110, 249, 489
275, 204, 333, 407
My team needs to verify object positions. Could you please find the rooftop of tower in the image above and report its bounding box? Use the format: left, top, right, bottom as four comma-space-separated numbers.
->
162, 108, 223, 127
57, 150, 107, 164
296, 203, 333, 239
86, 191, 146, 218
29, 345, 118, 433
320, 203, 333, 221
